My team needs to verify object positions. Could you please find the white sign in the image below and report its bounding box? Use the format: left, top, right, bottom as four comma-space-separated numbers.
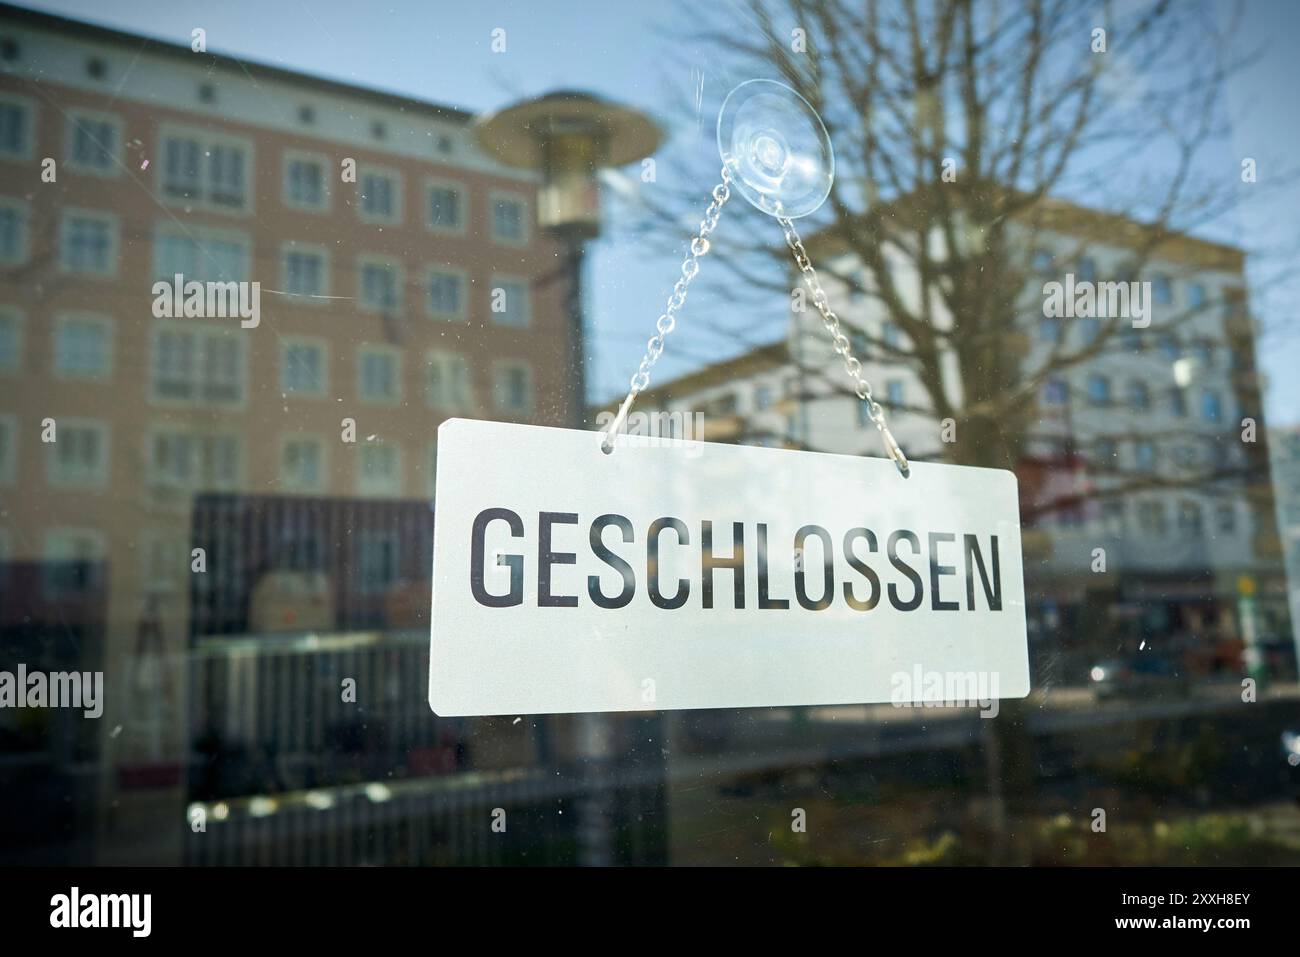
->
429, 418, 1029, 716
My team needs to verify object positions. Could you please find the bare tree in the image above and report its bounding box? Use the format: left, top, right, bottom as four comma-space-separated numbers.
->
630, 0, 1295, 864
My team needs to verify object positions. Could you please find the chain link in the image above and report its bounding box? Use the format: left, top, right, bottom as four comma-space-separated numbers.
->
626, 165, 733, 396
601, 166, 733, 453
778, 213, 909, 474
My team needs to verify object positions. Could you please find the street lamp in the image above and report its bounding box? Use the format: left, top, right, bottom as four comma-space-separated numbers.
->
474, 90, 662, 427
474, 92, 662, 867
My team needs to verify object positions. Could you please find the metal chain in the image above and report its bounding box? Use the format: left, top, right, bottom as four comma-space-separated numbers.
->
778, 213, 910, 475
601, 165, 733, 452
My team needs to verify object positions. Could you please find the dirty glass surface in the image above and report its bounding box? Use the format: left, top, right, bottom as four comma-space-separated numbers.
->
0, 0, 1298, 868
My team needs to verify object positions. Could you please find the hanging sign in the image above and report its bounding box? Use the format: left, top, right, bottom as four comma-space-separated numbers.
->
429, 418, 1029, 716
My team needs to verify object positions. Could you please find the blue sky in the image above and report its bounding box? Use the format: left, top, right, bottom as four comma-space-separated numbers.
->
23, 0, 1300, 425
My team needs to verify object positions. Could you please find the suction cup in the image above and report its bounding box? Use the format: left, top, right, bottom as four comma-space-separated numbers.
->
717, 79, 834, 219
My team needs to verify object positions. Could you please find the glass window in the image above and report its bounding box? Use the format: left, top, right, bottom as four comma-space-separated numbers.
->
357, 442, 401, 497
282, 341, 327, 396
1126, 380, 1150, 411
359, 348, 400, 403
1152, 273, 1173, 305
46, 420, 108, 487
0, 308, 21, 372
360, 169, 401, 223
1201, 390, 1222, 423
283, 247, 327, 298
284, 155, 326, 210
59, 212, 116, 275
54, 315, 111, 379
161, 131, 250, 211
360, 260, 400, 312
427, 267, 465, 320
427, 351, 473, 411
0, 199, 27, 264
427, 182, 463, 231
492, 361, 532, 414
67, 112, 117, 171
153, 327, 243, 404
1085, 374, 1110, 406
0, 97, 31, 157
491, 194, 526, 242
281, 436, 324, 493
490, 277, 529, 327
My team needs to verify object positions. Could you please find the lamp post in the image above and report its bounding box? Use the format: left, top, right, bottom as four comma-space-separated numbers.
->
474, 90, 662, 427
474, 92, 662, 865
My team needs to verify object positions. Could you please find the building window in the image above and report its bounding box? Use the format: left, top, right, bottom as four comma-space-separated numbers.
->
493, 361, 532, 414
1079, 317, 1101, 346
148, 430, 241, 490
283, 154, 327, 211
1085, 374, 1111, 406
43, 530, 104, 597
886, 379, 905, 407
152, 327, 244, 405
1040, 317, 1062, 344
1043, 377, 1069, 406
359, 347, 400, 404
1030, 248, 1055, 275
1126, 380, 1150, 412
357, 531, 399, 592
0, 415, 15, 485
47, 420, 108, 487
281, 340, 327, 396
59, 211, 117, 276
282, 245, 328, 298
1177, 500, 1203, 537
755, 385, 774, 411
427, 351, 473, 412
1101, 501, 1126, 536
1192, 339, 1214, 368
490, 277, 529, 327
1134, 440, 1157, 471
0, 198, 28, 264
0, 95, 32, 159
1216, 503, 1236, 534
359, 168, 402, 224
1094, 439, 1118, 470
281, 436, 325, 493
54, 315, 111, 380
66, 111, 120, 173
427, 267, 466, 320
1152, 273, 1173, 305
490, 193, 528, 243
154, 226, 249, 282
1188, 282, 1206, 309
1076, 257, 1098, 282
426, 181, 464, 232
357, 443, 401, 497
1159, 334, 1180, 360
1169, 387, 1187, 418
881, 321, 901, 349
160, 129, 251, 212
359, 259, 401, 312
0, 308, 20, 373
1201, 390, 1222, 423
1137, 501, 1167, 536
